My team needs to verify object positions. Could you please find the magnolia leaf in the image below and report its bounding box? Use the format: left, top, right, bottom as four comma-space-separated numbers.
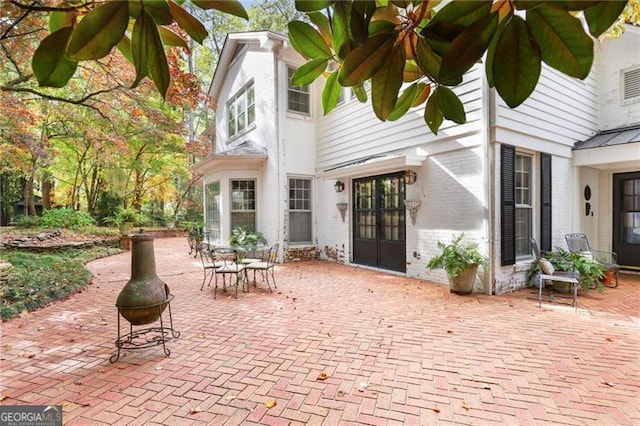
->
428, 0, 492, 27
403, 61, 421, 82
424, 90, 443, 134
440, 12, 498, 83
291, 58, 328, 86
132, 11, 170, 98
412, 83, 431, 107
288, 21, 332, 60
371, 46, 405, 121
434, 86, 466, 124
332, 2, 350, 59
49, 11, 74, 33
322, 70, 341, 115
350, 1, 370, 44
308, 12, 332, 46
168, 0, 208, 44
387, 82, 419, 121
192, 0, 248, 20
352, 84, 368, 103
159, 27, 189, 49
554, 1, 600, 11
340, 32, 395, 86
527, 3, 593, 79
492, 15, 541, 108
67, 1, 129, 60
294, 0, 333, 12
128, 1, 173, 24
116, 35, 134, 64
583, 0, 627, 38
416, 37, 442, 81
513, 0, 545, 9
32, 26, 78, 87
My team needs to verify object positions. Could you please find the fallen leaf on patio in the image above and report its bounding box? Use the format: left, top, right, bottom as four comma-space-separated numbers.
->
73, 381, 82, 385
61, 400, 70, 407
225, 394, 236, 400
154, 367, 163, 370
461, 402, 470, 410
27, 354, 35, 359
447, 330, 453, 334
37, 326, 45, 331
602, 381, 615, 387
605, 337, 613, 342
67, 338, 75, 343
265, 400, 277, 408
360, 382, 368, 389
198, 333, 206, 339
337, 391, 345, 397
430, 408, 441, 413
317, 372, 328, 381
189, 406, 202, 414
482, 384, 491, 389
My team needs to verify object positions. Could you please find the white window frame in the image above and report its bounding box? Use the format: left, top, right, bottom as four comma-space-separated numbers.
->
288, 177, 313, 244
230, 179, 256, 232
227, 82, 255, 139
515, 153, 533, 260
205, 181, 221, 244
287, 66, 310, 115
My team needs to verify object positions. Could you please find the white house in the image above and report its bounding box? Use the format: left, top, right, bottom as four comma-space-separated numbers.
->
193, 27, 640, 295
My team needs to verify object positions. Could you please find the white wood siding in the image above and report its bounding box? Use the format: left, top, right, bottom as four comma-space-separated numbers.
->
493, 64, 599, 151
315, 67, 484, 171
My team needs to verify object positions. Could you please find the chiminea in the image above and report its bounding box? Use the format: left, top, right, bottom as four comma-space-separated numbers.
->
116, 232, 169, 324
111, 231, 179, 363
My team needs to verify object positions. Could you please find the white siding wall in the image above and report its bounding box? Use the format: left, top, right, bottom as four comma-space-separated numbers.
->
315, 67, 484, 172
596, 29, 640, 130
494, 65, 599, 151
315, 179, 351, 262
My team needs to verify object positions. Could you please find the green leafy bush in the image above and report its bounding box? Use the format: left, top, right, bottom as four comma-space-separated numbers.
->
1, 246, 122, 320
39, 208, 96, 228
528, 247, 606, 292
14, 215, 40, 228
229, 226, 267, 249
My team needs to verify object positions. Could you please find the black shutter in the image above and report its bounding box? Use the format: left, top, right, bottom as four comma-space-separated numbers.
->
540, 153, 552, 252
501, 144, 516, 265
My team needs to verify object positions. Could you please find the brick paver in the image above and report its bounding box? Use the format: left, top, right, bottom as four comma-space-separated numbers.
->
1, 237, 638, 425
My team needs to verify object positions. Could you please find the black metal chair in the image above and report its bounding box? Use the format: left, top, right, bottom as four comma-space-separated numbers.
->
245, 243, 279, 292
531, 238, 580, 312
565, 233, 619, 288
199, 245, 226, 293
212, 248, 246, 298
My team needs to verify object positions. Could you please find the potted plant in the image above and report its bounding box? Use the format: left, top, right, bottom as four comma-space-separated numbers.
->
104, 207, 141, 235
228, 226, 267, 250
427, 233, 487, 295
527, 247, 606, 292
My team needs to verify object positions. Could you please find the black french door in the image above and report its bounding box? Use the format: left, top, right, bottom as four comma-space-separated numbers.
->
613, 171, 640, 268
353, 173, 406, 272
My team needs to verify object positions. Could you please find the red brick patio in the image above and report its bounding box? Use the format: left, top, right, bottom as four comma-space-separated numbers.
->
1, 237, 638, 425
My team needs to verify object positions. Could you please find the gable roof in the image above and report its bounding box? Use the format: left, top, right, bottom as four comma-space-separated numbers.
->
208, 31, 287, 99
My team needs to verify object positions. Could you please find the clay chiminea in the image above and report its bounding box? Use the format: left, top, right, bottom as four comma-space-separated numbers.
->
116, 231, 169, 325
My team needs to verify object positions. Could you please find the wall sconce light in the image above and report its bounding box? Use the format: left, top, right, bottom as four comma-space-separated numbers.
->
336, 202, 348, 223
403, 199, 421, 225
334, 180, 345, 192
404, 170, 417, 185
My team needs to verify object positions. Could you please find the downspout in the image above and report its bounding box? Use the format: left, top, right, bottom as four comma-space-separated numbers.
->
482, 71, 495, 295
274, 44, 282, 257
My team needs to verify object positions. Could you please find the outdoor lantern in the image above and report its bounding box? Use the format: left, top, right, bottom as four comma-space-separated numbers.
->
405, 170, 417, 185
334, 180, 345, 192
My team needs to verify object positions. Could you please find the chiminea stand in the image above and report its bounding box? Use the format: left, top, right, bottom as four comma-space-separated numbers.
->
110, 295, 179, 363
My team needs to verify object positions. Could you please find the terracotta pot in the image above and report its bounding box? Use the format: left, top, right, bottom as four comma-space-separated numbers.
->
601, 270, 615, 285
448, 264, 478, 295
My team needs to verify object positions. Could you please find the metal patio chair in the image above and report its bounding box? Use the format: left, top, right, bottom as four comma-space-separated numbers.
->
245, 243, 279, 292
565, 233, 619, 288
212, 248, 246, 298
531, 238, 580, 312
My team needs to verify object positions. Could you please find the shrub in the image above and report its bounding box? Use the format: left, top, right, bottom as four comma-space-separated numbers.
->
40, 208, 96, 228
14, 215, 40, 228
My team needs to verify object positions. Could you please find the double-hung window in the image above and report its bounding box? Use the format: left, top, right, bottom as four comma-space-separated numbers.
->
287, 67, 310, 114
515, 154, 532, 260
230, 179, 256, 231
205, 181, 221, 243
501, 144, 552, 265
227, 82, 255, 138
289, 178, 312, 243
